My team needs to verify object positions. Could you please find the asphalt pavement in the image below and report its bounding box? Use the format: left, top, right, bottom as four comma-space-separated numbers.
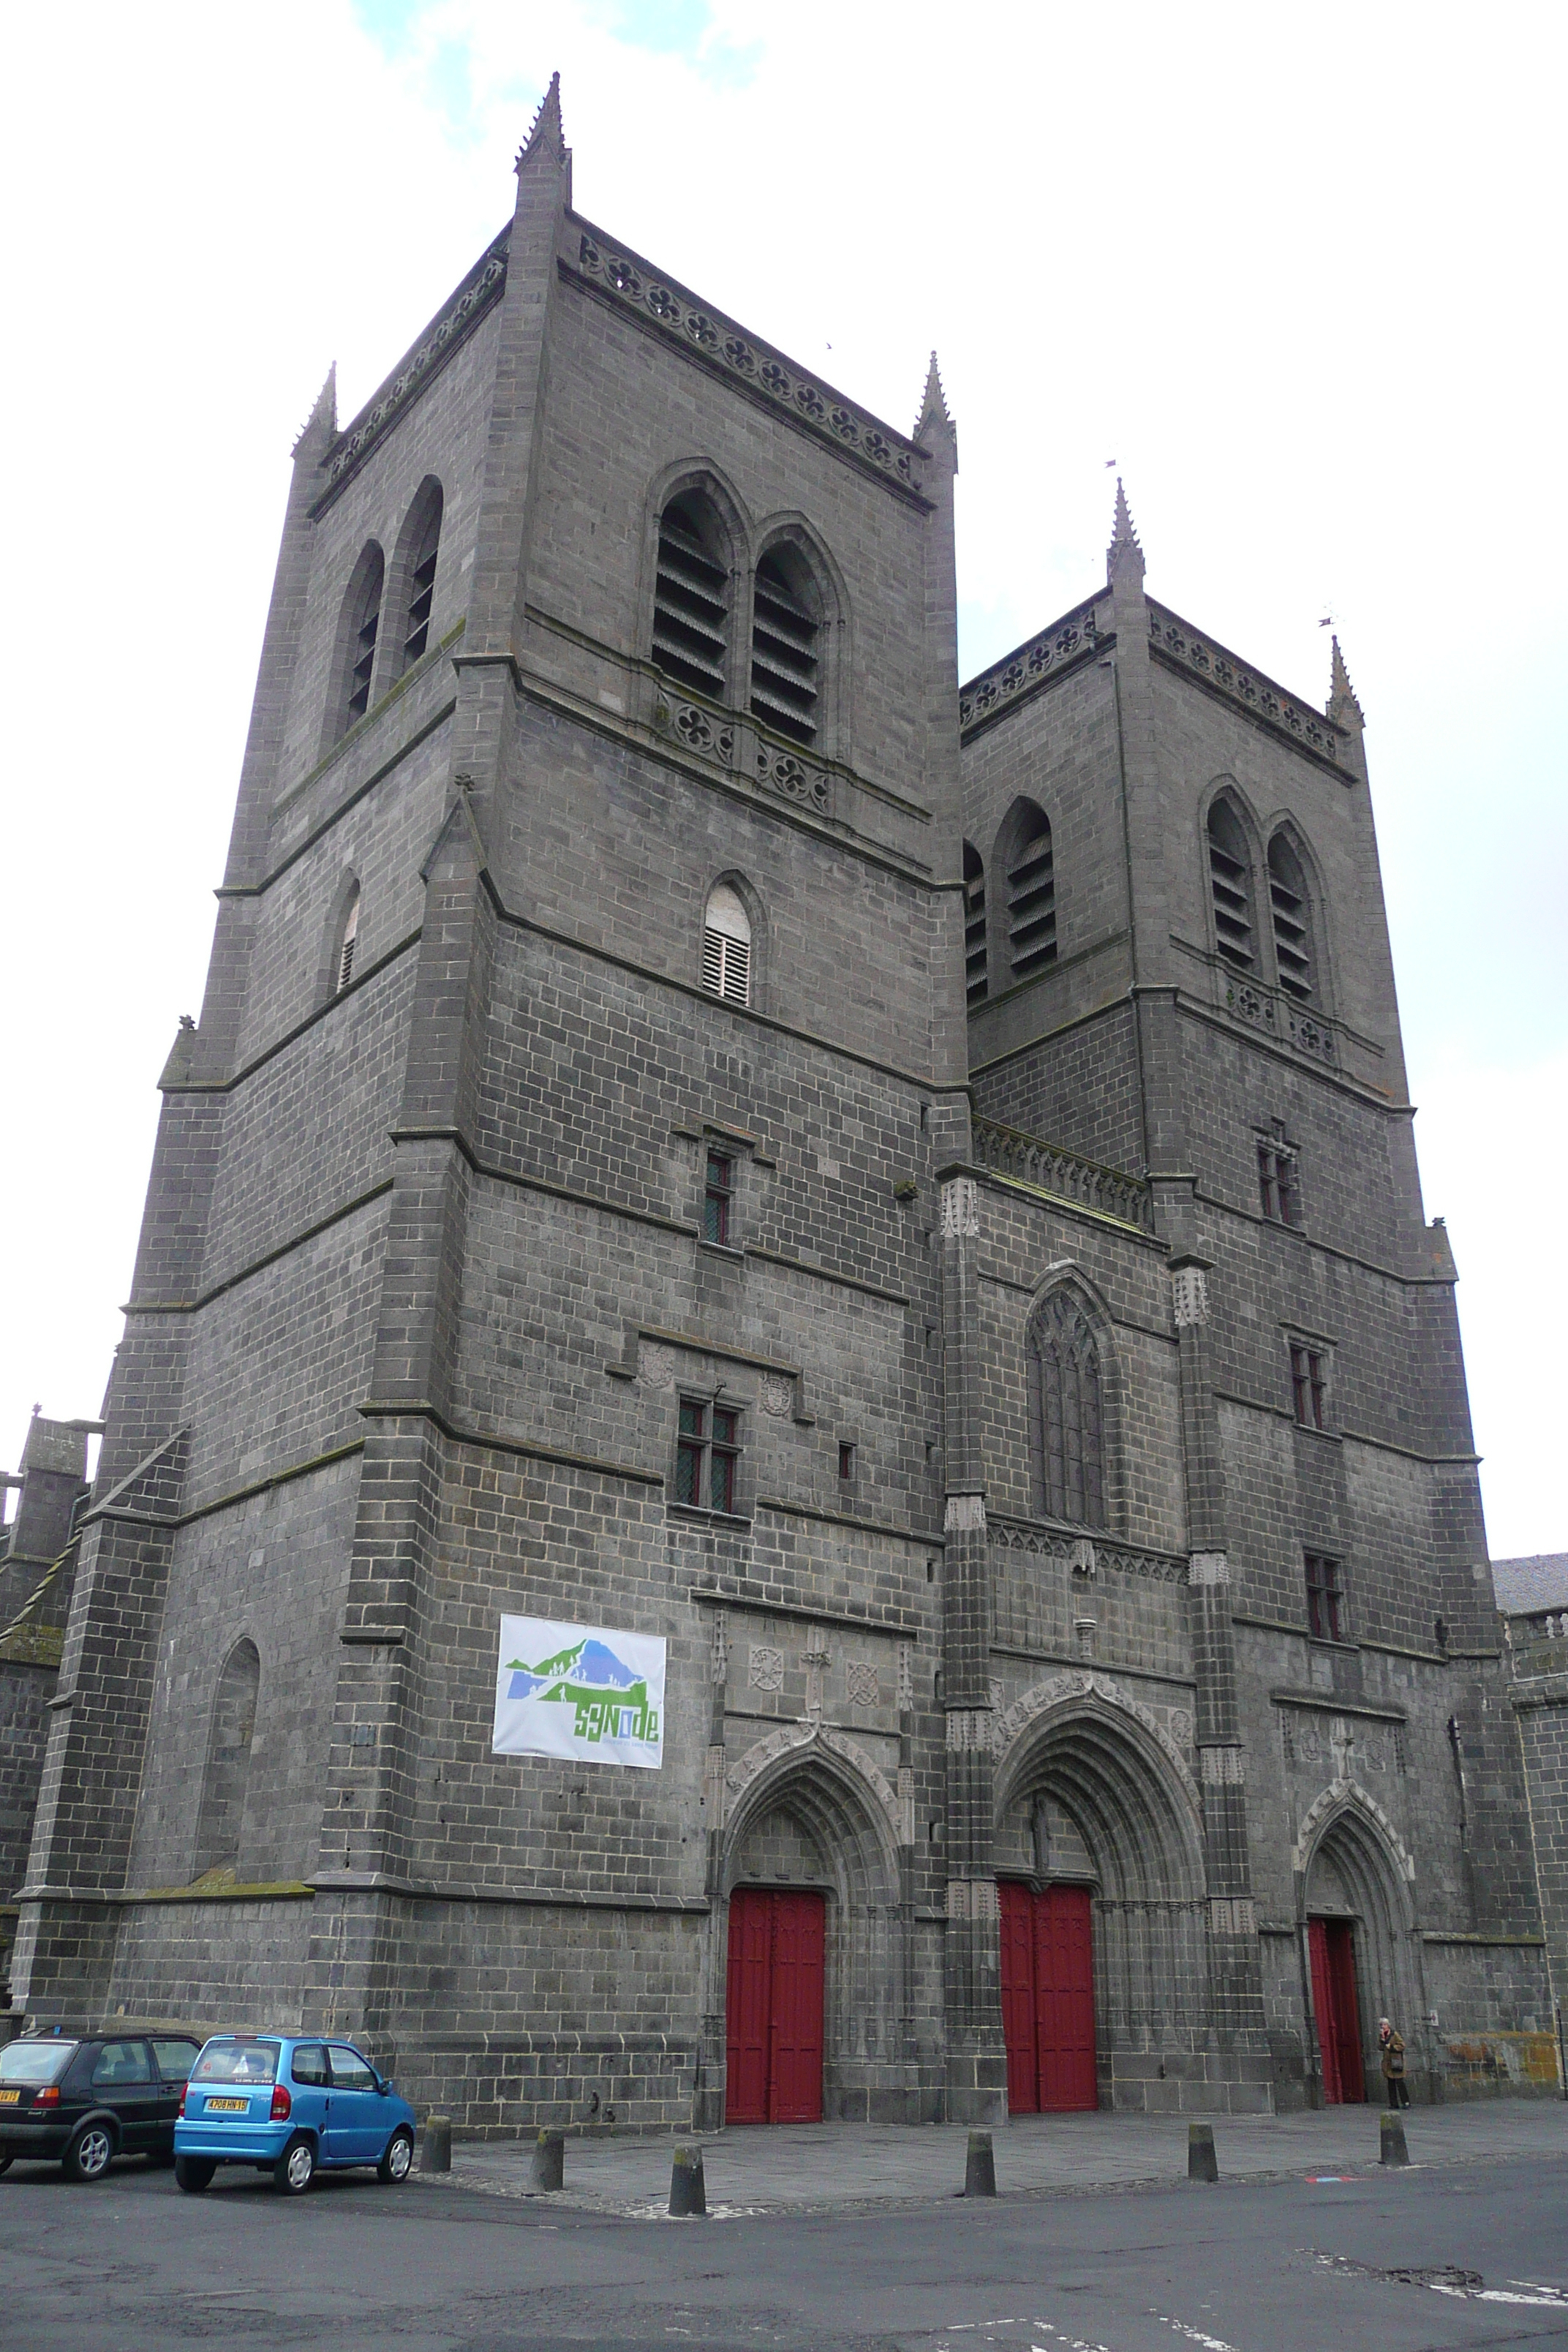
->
2, 2116, 1567, 2351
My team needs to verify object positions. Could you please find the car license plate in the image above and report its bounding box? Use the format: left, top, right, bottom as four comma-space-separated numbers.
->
0, 2090, 19, 2105
204, 2096, 249, 2112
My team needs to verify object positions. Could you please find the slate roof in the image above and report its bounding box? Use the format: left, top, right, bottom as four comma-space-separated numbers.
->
1490, 1554, 1568, 1616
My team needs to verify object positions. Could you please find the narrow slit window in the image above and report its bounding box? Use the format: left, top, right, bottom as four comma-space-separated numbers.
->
1207, 802, 1256, 972
704, 1151, 734, 1246
750, 549, 820, 745
701, 883, 752, 1006
1305, 1551, 1345, 1640
336, 890, 360, 994
652, 493, 729, 701
1006, 809, 1056, 981
401, 489, 443, 669
1257, 1126, 1303, 1227
838, 1441, 856, 1482
963, 840, 988, 1006
1268, 833, 1316, 1001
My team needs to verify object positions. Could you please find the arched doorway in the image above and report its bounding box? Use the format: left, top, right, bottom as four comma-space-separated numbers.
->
1299, 1792, 1419, 2106
717, 1730, 905, 2125
993, 1677, 1207, 2113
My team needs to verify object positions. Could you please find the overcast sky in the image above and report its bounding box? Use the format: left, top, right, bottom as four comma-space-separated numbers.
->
2, 1, 1562, 1558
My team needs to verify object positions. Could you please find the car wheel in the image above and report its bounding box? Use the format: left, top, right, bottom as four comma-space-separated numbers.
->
377, 2126, 415, 2185
274, 2135, 316, 2196
175, 2155, 216, 2193
64, 2125, 116, 2182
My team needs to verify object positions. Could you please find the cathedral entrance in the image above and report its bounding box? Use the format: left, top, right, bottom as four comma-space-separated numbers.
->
999, 1881, 1098, 2112
1308, 1916, 1366, 2102
724, 1888, 825, 2124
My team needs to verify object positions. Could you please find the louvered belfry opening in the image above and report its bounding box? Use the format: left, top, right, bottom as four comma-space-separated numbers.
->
336, 889, 360, 994
345, 546, 385, 728
963, 840, 988, 1006
1007, 808, 1056, 981
402, 489, 443, 669
750, 547, 821, 745
701, 882, 751, 1006
1268, 833, 1314, 1000
1207, 801, 1256, 971
653, 493, 730, 701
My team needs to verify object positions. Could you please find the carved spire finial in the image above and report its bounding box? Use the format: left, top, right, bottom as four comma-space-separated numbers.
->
516, 70, 565, 171
916, 350, 952, 439
1327, 633, 1364, 729
1107, 477, 1145, 586
293, 363, 336, 454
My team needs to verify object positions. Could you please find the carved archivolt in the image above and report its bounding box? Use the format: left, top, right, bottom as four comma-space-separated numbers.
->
722, 1719, 905, 1862
994, 1670, 1204, 1820
1293, 1778, 1417, 1882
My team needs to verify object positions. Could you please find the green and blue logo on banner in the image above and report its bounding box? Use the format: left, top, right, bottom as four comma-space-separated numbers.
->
491, 1614, 666, 1770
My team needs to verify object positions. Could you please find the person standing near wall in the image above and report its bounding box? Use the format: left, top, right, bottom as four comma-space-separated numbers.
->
1379, 2017, 1409, 2108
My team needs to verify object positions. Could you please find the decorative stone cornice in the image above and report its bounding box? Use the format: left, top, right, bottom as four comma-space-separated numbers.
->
312, 235, 510, 512
1148, 601, 1349, 772
959, 594, 1108, 736
570, 227, 924, 497
971, 1118, 1153, 1232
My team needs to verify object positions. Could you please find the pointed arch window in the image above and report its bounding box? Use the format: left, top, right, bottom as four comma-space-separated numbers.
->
750, 546, 821, 745
1267, 832, 1316, 1002
653, 492, 730, 701
702, 883, 751, 1006
401, 486, 442, 669
343, 546, 384, 731
963, 840, 988, 1006
336, 888, 360, 993
1006, 807, 1056, 981
1028, 1292, 1107, 1530
1207, 801, 1256, 972
192, 1640, 260, 1880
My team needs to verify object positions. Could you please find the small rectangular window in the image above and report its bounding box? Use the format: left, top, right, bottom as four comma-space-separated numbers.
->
703, 1152, 734, 1246
1305, 1551, 1344, 1641
838, 1441, 856, 1482
675, 1397, 743, 1514
1290, 1343, 1327, 1429
1257, 1134, 1302, 1228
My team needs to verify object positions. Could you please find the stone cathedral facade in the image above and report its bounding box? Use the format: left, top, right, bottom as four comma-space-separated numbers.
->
6, 83, 1557, 2125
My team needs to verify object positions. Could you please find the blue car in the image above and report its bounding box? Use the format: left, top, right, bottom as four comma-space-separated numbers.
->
174, 2034, 418, 2196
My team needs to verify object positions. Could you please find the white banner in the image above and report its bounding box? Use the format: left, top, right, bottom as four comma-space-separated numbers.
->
491, 1615, 666, 1771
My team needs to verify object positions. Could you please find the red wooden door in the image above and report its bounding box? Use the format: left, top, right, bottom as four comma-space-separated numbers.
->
1308, 1917, 1366, 2103
999, 1880, 1039, 2112
1000, 1882, 1098, 2114
1036, 1885, 1097, 2111
725, 1888, 825, 2124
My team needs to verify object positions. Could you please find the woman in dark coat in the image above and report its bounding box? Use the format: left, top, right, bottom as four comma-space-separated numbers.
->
1378, 2016, 1409, 2107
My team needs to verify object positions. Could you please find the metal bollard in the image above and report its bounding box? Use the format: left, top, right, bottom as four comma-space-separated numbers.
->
420, 2114, 452, 2174
531, 2129, 565, 2190
964, 2130, 998, 2198
669, 2144, 708, 2216
1188, 2121, 1218, 2182
1380, 2110, 1409, 2167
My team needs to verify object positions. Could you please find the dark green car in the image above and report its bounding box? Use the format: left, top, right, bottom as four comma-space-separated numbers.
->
0, 2032, 202, 2180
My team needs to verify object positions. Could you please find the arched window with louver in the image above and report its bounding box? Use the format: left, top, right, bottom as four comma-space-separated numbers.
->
701, 882, 751, 1006
193, 1639, 260, 1880
1006, 804, 1056, 982
750, 546, 821, 746
335, 887, 360, 994
339, 544, 385, 737
652, 493, 730, 701
1267, 831, 1316, 1001
1028, 1292, 1107, 1531
399, 483, 442, 670
963, 840, 988, 1006
1207, 799, 1256, 972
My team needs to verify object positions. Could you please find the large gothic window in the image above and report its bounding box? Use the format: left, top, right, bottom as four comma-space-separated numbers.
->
192, 1640, 260, 1880
1028, 1292, 1107, 1529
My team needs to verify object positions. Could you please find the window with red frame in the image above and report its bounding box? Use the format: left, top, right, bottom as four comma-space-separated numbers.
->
1305, 1551, 1345, 1641
676, 1398, 742, 1513
704, 1151, 734, 1246
1290, 1341, 1328, 1429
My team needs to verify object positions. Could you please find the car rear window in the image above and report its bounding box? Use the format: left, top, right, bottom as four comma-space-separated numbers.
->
189, 2038, 279, 2087
152, 2039, 200, 2083
0, 2040, 78, 2086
